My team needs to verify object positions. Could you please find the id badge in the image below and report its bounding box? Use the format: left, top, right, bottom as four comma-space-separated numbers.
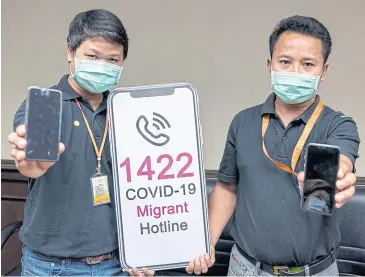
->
90, 174, 111, 206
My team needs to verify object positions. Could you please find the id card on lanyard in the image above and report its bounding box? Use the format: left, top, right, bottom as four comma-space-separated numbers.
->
261, 100, 324, 176
75, 98, 111, 206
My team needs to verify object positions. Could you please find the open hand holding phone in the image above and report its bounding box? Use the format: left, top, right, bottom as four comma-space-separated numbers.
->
8, 124, 65, 178
7, 87, 65, 178
300, 143, 340, 216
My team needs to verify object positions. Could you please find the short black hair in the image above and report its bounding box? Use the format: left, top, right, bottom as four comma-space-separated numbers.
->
67, 9, 129, 59
269, 15, 332, 63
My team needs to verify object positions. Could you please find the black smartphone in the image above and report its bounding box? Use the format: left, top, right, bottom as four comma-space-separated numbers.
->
25, 86, 62, 162
301, 143, 340, 216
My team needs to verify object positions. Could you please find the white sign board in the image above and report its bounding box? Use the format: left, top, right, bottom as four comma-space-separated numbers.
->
108, 84, 210, 271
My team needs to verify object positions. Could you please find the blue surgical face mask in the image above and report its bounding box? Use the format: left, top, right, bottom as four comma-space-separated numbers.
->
71, 58, 123, 94
271, 71, 321, 104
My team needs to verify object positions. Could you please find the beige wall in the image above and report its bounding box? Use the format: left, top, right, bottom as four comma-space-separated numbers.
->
2, 0, 365, 175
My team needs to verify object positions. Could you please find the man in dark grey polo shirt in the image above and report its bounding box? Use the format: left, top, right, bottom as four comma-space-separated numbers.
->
186, 15, 360, 276
8, 9, 153, 277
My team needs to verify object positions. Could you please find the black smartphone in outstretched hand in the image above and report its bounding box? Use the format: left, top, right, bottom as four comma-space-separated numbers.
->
301, 143, 340, 216
25, 86, 62, 162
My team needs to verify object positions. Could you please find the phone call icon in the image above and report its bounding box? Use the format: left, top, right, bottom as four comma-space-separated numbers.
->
136, 112, 171, 146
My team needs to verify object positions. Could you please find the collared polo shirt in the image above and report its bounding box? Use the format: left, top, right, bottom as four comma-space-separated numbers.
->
217, 93, 360, 266
13, 75, 117, 258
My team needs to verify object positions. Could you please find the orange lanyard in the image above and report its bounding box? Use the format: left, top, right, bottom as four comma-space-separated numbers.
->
261, 100, 324, 176
75, 98, 108, 174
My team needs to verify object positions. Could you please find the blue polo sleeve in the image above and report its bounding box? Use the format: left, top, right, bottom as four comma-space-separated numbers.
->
326, 112, 360, 170
13, 100, 26, 131
216, 114, 241, 185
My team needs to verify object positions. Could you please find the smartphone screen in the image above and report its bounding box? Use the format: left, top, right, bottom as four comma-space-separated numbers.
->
25, 87, 62, 162
301, 143, 340, 216
108, 84, 210, 270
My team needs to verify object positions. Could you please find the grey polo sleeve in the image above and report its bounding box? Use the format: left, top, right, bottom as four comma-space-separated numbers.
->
326, 112, 360, 169
13, 100, 26, 131
216, 114, 241, 185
